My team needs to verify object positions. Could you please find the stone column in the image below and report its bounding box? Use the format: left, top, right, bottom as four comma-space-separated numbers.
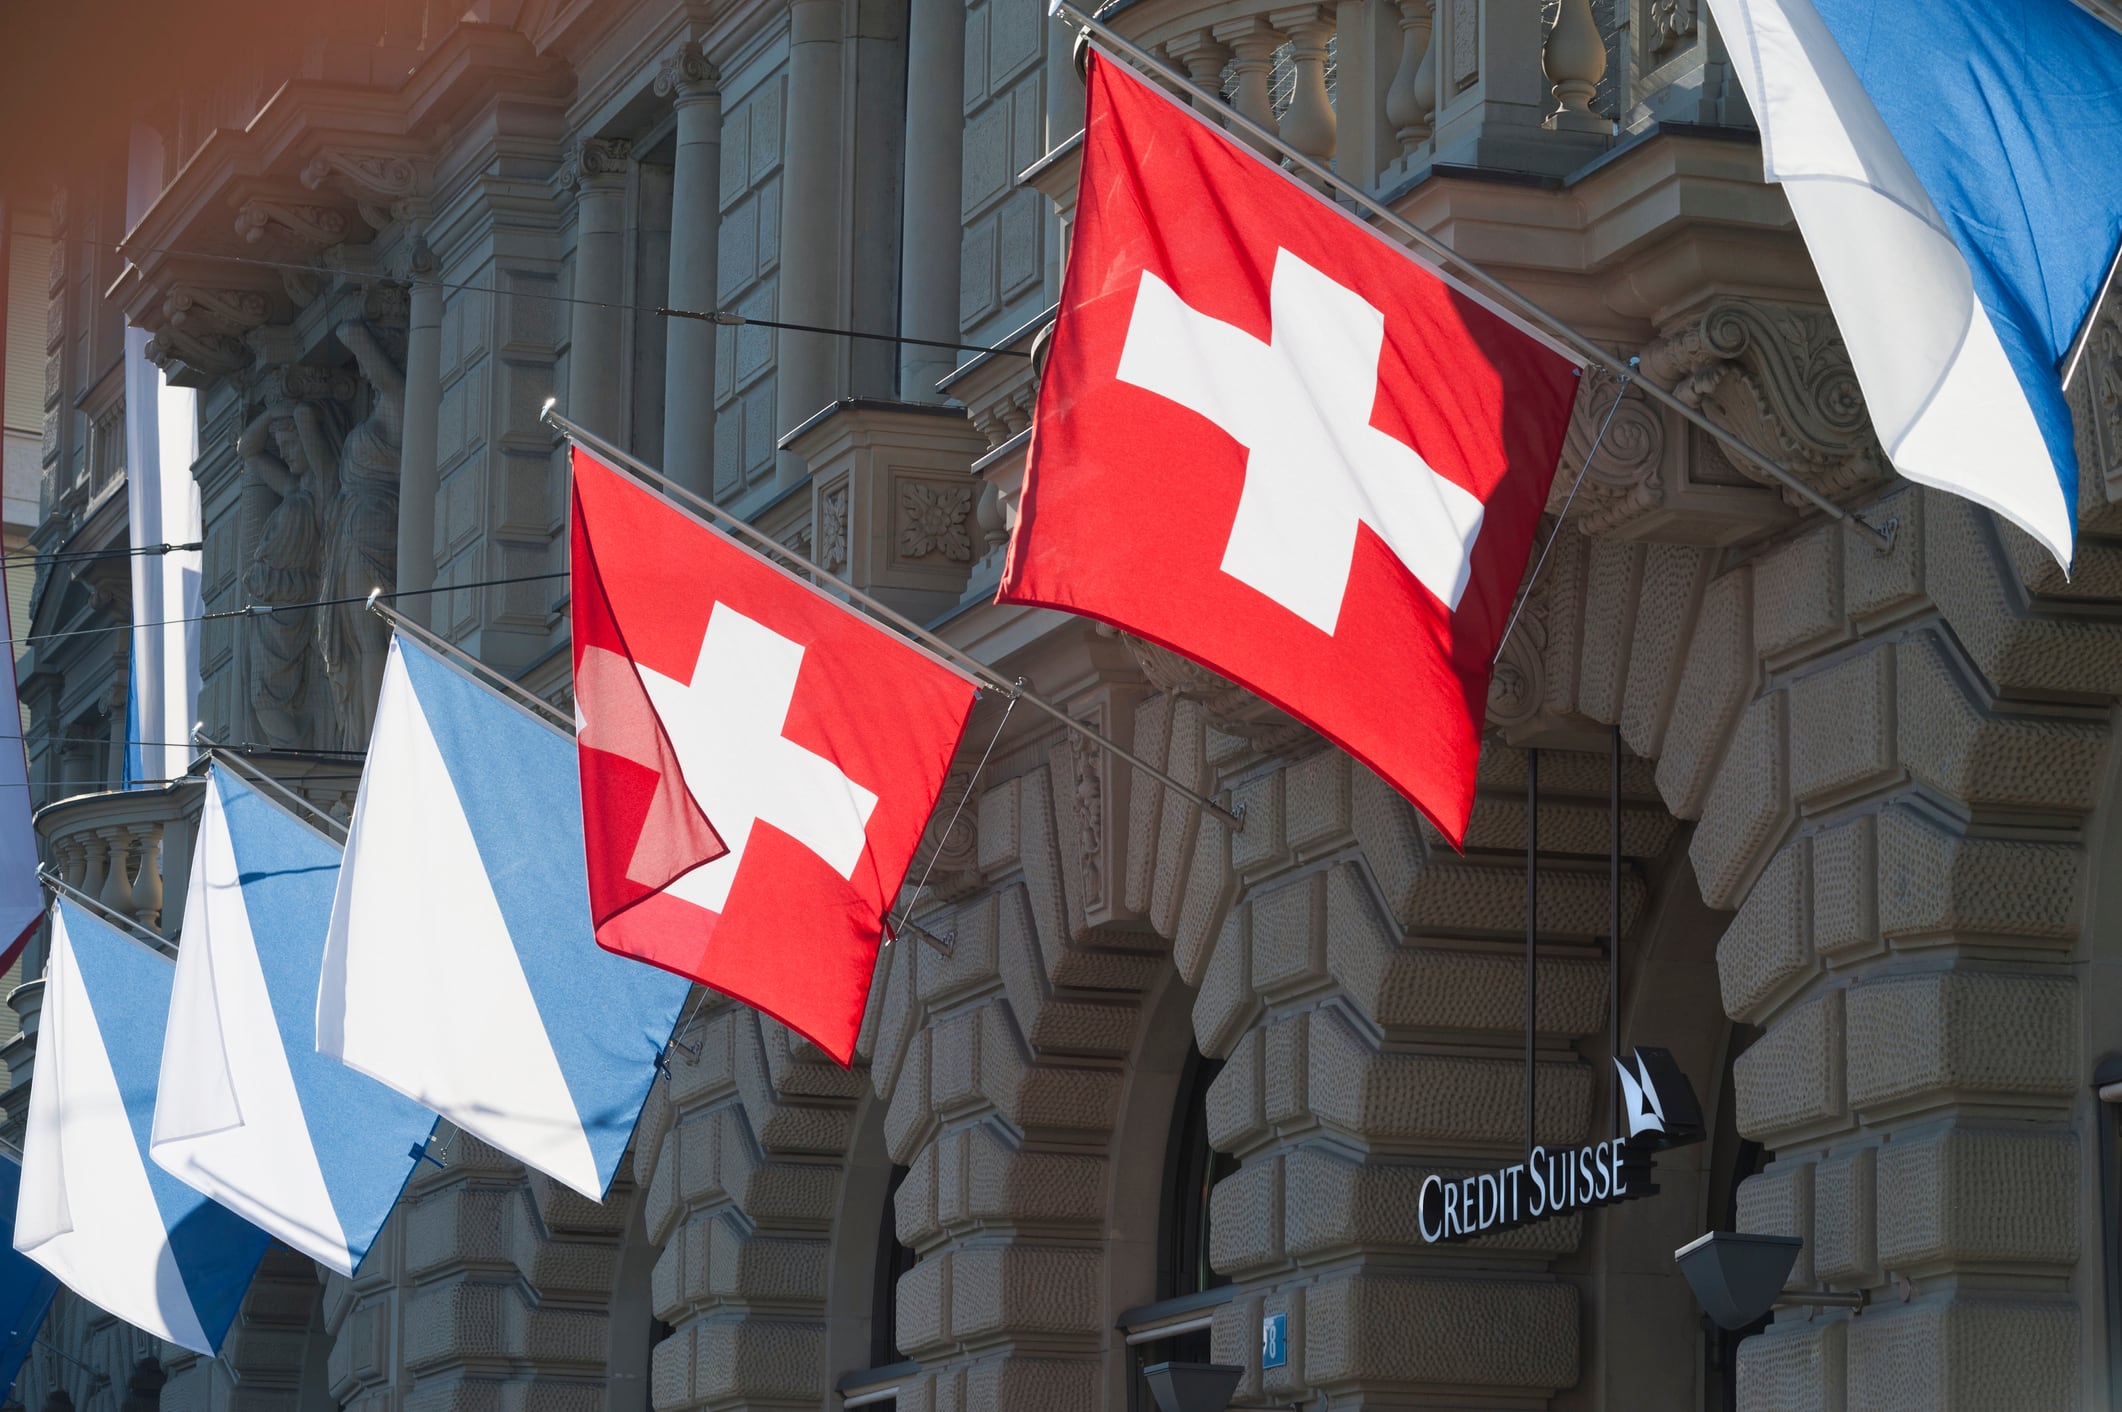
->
658, 44, 721, 496
396, 242, 443, 626
565, 138, 633, 440
775, 0, 847, 484
898, 0, 966, 402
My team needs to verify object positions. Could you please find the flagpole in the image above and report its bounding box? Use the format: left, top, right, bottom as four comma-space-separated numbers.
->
1053, 2, 1897, 554
542, 404, 1248, 832
38, 868, 176, 957
194, 740, 350, 845
365, 594, 579, 738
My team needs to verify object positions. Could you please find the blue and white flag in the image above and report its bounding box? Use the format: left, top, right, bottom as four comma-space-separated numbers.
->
14, 900, 268, 1354
0, 567, 42, 970
317, 634, 690, 1201
150, 769, 436, 1277
1703, 0, 2122, 569
0, 1153, 58, 1394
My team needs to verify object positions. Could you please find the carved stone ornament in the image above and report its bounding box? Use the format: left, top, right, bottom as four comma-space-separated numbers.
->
162, 285, 271, 335
300, 147, 422, 198
144, 327, 249, 378
907, 766, 982, 902
270, 363, 358, 404
1648, 0, 1696, 56
898, 482, 974, 562
562, 137, 635, 191
1486, 574, 1547, 733
655, 41, 719, 100
234, 198, 350, 250
1063, 730, 1105, 909
1121, 633, 1314, 754
820, 483, 850, 574
1642, 298, 1892, 506
1553, 364, 1666, 536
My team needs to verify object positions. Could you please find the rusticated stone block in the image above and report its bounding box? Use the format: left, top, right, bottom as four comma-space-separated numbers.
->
1876, 1127, 2078, 1271
895, 1251, 950, 1356
1733, 988, 1846, 1143
702, 1213, 827, 1303
404, 1184, 515, 1275
1692, 691, 1791, 909
896, 1138, 941, 1249
1736, 1161, 1815, 1287
1403, 855, 1642, 945
1151, 699, 1214, 933
871, 934, 918, 1098
1657, 566, 1754, 820
1813, 1146, 1878, 1286
957, 1356, 1099, 1411
1718, 842, 1812, 1024
688, 1314, 828, 1403
1350, 763, 1430, 929
1735, 1316, 1845, 1412
1577, 538, 1645, 725
885, 1031, 933, 1164
1206, 1028, 1265, 1155
1622, 544, 1710, 759
1303, 1273, 1577, 1390
1787, 647, 1892, 805
1326, 864, 1605, 1036
1208, 1152, 1283, 1275
994, 887, 1139, 1056
1810, 813, 1878, 962
652, 1218, 710, 1324
976, 775, 1021, 872
1264, 1011, 1310, 1126
1251, 869, 1329, 1001
919, 891, 1002, 1008
1755, 521, 1843, 660
1845, 970, 2077, 1111
1895, 633, 2105, 814
1844, 1296, 2077, 1411
1123, 694, 1173, 916
1306, 1005, 1590, 1149
947, 1244, 1103, 1343
1210, 1292, 1267, 1403
1842, 484, 1921, 622
1286, 749, 1353, 852
1173, 807, 1235, 986
1876, 807, 2079, 947
1230, 770, 1287, 873
1193, 905, 1259, 1058
962, 1121, 1104, 1226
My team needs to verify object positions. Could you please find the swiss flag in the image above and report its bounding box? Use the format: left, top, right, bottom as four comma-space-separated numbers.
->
1000, 55, 1580, 845
571, 449, 977, 1062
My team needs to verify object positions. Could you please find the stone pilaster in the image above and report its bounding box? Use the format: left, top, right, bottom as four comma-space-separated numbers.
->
563, 137, 634, 440
658, 42, 722, 496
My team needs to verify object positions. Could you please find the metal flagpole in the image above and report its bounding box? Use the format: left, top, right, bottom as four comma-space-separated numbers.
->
194, 736, 351, 845
543, 403, 1246, 831
1525, 747, 1538, 1160
367, 594, 578, 737
1051, 0, 1898, 553
38, 868, 175, 957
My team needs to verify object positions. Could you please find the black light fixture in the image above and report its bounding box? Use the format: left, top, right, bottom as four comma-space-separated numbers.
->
1674, 1232, 1868, 1329
1142, 1361, 1244, 1412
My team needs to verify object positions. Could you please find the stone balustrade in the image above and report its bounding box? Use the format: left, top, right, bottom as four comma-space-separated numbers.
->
35, 782, 202, 936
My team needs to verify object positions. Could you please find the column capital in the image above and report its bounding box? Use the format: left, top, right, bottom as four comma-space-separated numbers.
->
656, 40, 720, 103
562, 136, 634, 193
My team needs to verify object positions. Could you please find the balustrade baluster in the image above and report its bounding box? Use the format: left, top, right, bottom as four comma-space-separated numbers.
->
78, 834, 108, 901
1165, 31, 1233, 111
1214, 17, 1287, 155
132, 825, 164, 929
1272, 7, 1339, 164
1385, 0, 1436, 152
1543, 0, 1609, 132
98, 826, 135, 917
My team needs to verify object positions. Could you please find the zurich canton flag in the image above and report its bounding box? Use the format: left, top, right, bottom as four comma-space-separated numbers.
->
151, 769, 436, 1277
317, 634, 691, 1200
15, 901, 268, 1354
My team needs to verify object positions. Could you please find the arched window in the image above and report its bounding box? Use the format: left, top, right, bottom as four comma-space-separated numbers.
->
871, 1164, 919, 1370
1159, 1046, 1237, 1303
1124, 1045, 1240, 1408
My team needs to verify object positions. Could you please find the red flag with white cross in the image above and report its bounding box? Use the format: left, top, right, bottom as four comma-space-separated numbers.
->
1000, 53, 1581, 846
571, 448, 977, 1063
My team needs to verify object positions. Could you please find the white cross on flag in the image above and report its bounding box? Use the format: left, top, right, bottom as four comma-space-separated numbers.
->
572, 450, 976, 1062
1001, 54, 1582, 844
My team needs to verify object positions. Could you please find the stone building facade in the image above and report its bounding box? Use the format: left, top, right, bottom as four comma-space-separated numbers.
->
5, 0, 2122, 1409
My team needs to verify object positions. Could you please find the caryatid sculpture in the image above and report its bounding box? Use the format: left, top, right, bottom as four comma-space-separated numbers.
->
318, 317, 406, 751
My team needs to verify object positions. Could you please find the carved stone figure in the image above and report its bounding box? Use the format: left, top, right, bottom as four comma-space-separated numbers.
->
317, 317, 406, 750
238, 396, 342, 748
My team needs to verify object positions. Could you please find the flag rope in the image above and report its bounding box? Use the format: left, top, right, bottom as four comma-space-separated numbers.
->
544, 405, 1248, 832
1054, 4, 1897, 554
888, 690, 1021, 955
55, 232, 1034, 360
1491, 370, 1635, 669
